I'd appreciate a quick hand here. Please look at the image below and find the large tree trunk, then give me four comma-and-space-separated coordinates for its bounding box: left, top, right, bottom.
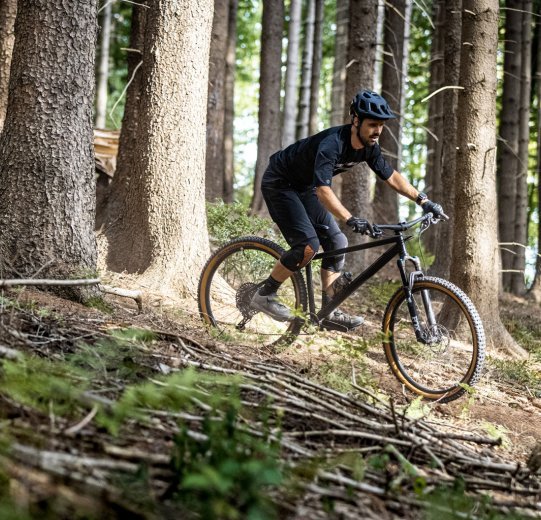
308, 0, 324, 135
0, 0, 17, 132
95, 0, 112, 129
106, 0, 213, 296
329, 0, 349, 200
450, 0, 526, 358
251, 0, 284, 214
223, 0, 238, 203
205, 0, 230, 202
372, 0, 411, 224
282, 0, 302, 147
510, 0, 533, 295
100, 5, 146, 232
296, 0, 315, 140
341, 0, 378, 273
497, 0, 522, 291
0, 0, 98, 302
429, 0, 462, 279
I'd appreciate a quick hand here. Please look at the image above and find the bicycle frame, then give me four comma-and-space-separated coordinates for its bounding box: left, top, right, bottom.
305, 231, 431, 340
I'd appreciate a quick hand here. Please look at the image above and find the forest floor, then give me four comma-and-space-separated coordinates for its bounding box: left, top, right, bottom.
0, 276, 540, 519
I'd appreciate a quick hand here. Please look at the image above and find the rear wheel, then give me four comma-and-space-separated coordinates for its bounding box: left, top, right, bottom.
198, 236, 308, 348
382, 277, 485, 403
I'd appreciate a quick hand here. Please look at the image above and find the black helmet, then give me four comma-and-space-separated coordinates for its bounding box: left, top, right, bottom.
349, 90, 396, 120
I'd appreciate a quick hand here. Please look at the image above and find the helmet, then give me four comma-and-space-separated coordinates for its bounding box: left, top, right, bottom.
349, 90, 396, 120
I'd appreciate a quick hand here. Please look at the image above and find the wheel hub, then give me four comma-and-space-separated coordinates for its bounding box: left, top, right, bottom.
422, 324, 450, 353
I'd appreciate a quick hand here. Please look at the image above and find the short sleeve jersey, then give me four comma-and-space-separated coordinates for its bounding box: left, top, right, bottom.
266, 124, 394, 190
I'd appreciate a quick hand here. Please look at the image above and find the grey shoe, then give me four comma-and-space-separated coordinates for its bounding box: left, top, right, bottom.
250, 291, 294, 322
321, 308, 364, 332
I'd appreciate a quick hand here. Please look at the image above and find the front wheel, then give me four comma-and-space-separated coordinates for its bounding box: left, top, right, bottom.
198, 236, 308, 348
382, 277, 485, 403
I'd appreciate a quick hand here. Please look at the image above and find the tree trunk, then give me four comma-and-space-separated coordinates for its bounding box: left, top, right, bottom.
223, 0, 238, 203
296, 0, 315, 140
450, 0, 526, 358
341, 0, 378, 273
498, 0, 522, 291
205, 0, 230, 202
510, 0, 533, 295
528, 6, 541, 303
95, 0, 112, 129
106, 0, 213, 296
429, 0, 462, 279
372, 0, 411, 224
308, 0, 324, 135
282, 0, 302, 147
329, 0, 349, 200
0, 0, 17, 132
0, 0, 98, 302
251, 0, 284, 214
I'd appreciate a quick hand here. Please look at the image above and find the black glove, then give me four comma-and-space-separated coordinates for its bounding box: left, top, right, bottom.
421, 200, 445, 219
346, 216, 369, 234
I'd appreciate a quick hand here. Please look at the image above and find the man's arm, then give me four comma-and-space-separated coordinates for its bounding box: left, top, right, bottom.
384, 170, 423, 202
315, 186, 352, 222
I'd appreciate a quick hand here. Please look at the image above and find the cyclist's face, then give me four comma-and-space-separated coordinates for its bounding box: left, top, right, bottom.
359, 118, 385, 146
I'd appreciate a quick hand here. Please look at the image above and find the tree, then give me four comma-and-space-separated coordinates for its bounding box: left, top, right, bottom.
296, 0, 315, 140
450, 0, 526, 358
429, 0, 462, 279
510, 0, 533, 295
372, 0, 412, 224
0, 0, 99, 301
95, 0, 112, 129
206, 0, 230, 202
251, 0, 284, 214
0, 0, 16, 132
308, 0, 324, 135
341, 0, 378, 272
282, 0, 302, 147
223, 0, 238, 203
497, 0, 522, 291
106, 0, 213, 296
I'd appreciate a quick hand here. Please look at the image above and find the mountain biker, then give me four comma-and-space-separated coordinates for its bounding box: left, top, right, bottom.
250, 89, 445, 330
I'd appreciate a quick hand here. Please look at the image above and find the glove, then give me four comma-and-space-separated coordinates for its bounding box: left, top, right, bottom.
346, 216, 369, 234
421, 200, 445, 219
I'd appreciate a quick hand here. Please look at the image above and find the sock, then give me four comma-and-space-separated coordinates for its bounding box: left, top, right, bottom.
259, 276, 282, 296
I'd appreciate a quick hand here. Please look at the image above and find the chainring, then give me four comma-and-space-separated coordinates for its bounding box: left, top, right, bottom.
236, 282, 261, 319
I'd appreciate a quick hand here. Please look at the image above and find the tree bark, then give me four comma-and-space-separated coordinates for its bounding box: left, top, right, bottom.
341, 0, 378, 273
308, 0, 324, 135
282, 0, 302, 147
223, 0, 238, 203
251, 0, 284, 214
330, 0, 349, 128
296, 0, 315, 140
450, 0, 526, 358
205, 0, 230, 202
510, 0, 533, 295
0, 0, 98, 302
100, 5, 146, 232
429, 0, 462, 279
95, 0, 112, 129
0, 0, 17, 132
106, 0, 213, 296
372, 0, 411, 224
498, 0, 522, 291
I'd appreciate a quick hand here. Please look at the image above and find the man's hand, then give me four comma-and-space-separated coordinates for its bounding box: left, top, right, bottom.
346, 216, 369, 234
422, 200, 446, 219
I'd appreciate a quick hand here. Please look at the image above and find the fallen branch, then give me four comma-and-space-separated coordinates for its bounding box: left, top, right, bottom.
0, 278, 100, 287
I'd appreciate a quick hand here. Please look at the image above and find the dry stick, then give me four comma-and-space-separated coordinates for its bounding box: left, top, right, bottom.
99, 284, 143, 312
0, 278, 100, 287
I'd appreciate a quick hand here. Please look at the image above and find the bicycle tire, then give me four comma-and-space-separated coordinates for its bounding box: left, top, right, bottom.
382, 276, 485, 403
198, 236, 308, 348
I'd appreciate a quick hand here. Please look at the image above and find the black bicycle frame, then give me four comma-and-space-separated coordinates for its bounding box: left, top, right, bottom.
305, 232, 427, 340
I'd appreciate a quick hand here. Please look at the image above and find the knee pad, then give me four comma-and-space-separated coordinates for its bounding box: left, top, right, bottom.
280, 238, 319, 271
321, 231, 347, 272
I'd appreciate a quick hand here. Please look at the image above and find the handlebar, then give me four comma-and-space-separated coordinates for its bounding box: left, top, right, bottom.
367, 212, 449, 238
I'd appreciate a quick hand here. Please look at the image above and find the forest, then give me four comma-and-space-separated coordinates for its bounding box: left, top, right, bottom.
0, 0, 540, 518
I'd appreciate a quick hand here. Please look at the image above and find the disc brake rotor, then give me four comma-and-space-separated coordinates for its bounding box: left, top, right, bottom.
422, 325, 450, 354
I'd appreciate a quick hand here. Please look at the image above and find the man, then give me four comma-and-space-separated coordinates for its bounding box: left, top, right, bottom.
251, 89, 444, 330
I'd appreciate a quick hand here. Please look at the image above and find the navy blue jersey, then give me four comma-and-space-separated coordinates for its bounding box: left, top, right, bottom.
265, 124, 394, 189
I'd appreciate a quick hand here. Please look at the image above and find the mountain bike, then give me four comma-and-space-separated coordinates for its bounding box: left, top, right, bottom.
198, 213, 485, 403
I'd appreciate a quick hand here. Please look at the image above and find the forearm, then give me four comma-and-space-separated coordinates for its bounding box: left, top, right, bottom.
315, 186, 352, 222
385, 170, 422, 203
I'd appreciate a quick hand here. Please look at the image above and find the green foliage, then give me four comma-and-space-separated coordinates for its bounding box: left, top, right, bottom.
481, 421, 510, 449
206, 200, 283, 247
502, 316, 541, 361
404, 396, 431, 420
488, 358, 541, 396
84, 296, 114, 314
